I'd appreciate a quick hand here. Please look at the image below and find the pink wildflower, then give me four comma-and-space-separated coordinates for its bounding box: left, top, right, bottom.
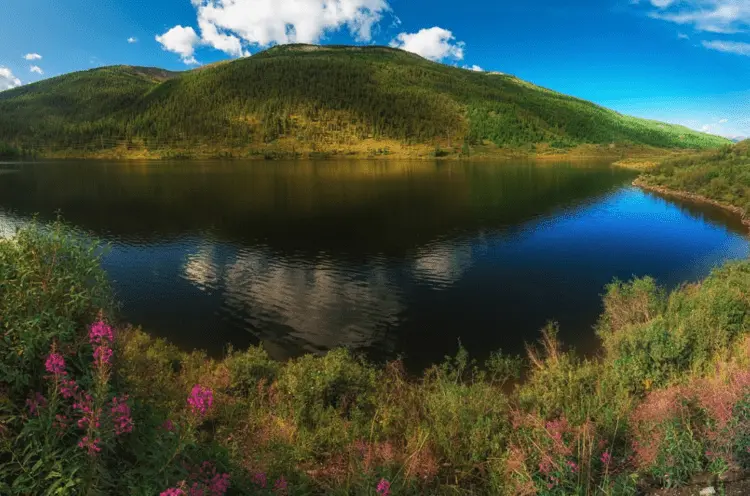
26, 392, 47, 416
160, 489, 186, 496
274, 476, 288, 494
77, 436, 102, 456
601, 451, 612, 467
59, 378, 80, 399
89, 321, 114, 345
567, 460, 579, 473
162, 419, 175, 432
111, 396, 133, 435
208, 472, 230, 495
93, 345, 113, 365
45, 353, 66, 375
376, 478, 391, 496
252, 472, 267, 488
187, 385, 214, 417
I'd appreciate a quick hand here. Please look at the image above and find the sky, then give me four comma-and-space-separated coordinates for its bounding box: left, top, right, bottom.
1, 0, 749, 139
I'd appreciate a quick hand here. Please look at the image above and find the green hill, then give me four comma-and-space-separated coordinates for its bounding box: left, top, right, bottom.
0, 44, 730, 159
637, 140, 750, 223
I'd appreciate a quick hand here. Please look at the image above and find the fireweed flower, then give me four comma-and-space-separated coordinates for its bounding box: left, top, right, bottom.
208, 472, 231, 495
77, 435, 102, 456
376, 478, 391, 496
274, 476, 288, 493
159, 489, 185, 496
93, 345, 113, 365
111, 396, 133, 435
601, 451, 612, 467
89, 321, 114, 345
45, 353, 66, 375
59, 378, 80, 399
26, 392, 47, 416
252, 472, 267, 488
187, 385, 214, 417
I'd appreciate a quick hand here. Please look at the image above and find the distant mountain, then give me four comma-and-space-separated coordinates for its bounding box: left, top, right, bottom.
0, 44, 731, 158
731, 137, 748, 143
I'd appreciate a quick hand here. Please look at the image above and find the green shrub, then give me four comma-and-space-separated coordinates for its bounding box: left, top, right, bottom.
276, 348, 379, 455
225, 345, 280, 396
519, 324, 604, 424
0, 218, 114, 395
421, 349, 512, 472
599, 263, 750, 394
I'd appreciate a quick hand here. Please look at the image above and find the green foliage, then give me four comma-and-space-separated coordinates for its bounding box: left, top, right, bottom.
421, 348, 512, 472
277, 348, 379, 440
598, 262, 750, 395
225, 345, 280, 396
0, 218, 114, 395
641, 141, 750, 216
0, 45, 729, 156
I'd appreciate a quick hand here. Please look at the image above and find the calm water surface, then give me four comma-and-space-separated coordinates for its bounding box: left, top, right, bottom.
0, 160, 747, 372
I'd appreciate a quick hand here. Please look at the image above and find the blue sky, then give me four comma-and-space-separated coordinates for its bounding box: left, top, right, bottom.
1, 0, 748, 139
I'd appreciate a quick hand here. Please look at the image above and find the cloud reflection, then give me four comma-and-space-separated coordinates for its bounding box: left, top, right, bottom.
181, 245, 403, 356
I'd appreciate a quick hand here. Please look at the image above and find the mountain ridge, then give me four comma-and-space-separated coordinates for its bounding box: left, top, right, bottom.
0, 44, 731, 159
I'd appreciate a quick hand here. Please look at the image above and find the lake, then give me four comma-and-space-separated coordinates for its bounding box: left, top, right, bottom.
0, 160, 748, 372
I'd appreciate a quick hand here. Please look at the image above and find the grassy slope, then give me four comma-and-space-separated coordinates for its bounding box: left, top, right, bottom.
637, 140, 750, 225
0, 45, 730, 159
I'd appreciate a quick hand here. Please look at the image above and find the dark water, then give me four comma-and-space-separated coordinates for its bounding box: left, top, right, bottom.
0, 160, 747, 372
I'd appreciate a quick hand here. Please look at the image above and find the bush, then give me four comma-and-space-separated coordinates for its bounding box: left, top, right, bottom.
599, 263, 750, 395
225, 345, 280, 396
0, 219, 114, 395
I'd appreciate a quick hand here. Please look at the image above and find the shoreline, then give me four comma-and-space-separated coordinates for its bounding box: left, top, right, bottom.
9, 143, 693, 163
633, 177, 750, 231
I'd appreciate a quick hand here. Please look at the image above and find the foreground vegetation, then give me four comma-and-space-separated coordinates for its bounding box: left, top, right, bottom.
637, 140, 750, 226
0, 45, 730, 160
1, 219, 750, 495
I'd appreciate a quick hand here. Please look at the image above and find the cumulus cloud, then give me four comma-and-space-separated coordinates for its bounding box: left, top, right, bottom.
128, 37, 138, 43
638, 0, 750, 33
156, 25, 201, 64
390, 27, 465, 61
0, 67, 22, 91
465, 64, 484, 71
702, 40, 750, 56
159, 0, 391, 62
24, 53, 42, 61
29, 65, 43, 75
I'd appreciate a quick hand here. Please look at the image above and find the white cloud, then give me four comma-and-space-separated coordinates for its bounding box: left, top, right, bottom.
640, 0, 750, 34
677, 32, 689, 39
719, 118, 729, 123
390, 27, 465, 61
702, 40, 750, 56
156, 25, 201, 64
0, 67, 22, 91
467, 64, 484, 72
165, 0, 391, 60
197, 17, 244, 56
23, 53, 42, 61
127, 37, 138, 44
29, 65, 43, 75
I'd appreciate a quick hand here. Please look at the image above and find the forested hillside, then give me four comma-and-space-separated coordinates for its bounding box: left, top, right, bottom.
0, 45, 730, 158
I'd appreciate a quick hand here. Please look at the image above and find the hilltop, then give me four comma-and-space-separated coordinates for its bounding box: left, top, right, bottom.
0, 44, 730, 159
